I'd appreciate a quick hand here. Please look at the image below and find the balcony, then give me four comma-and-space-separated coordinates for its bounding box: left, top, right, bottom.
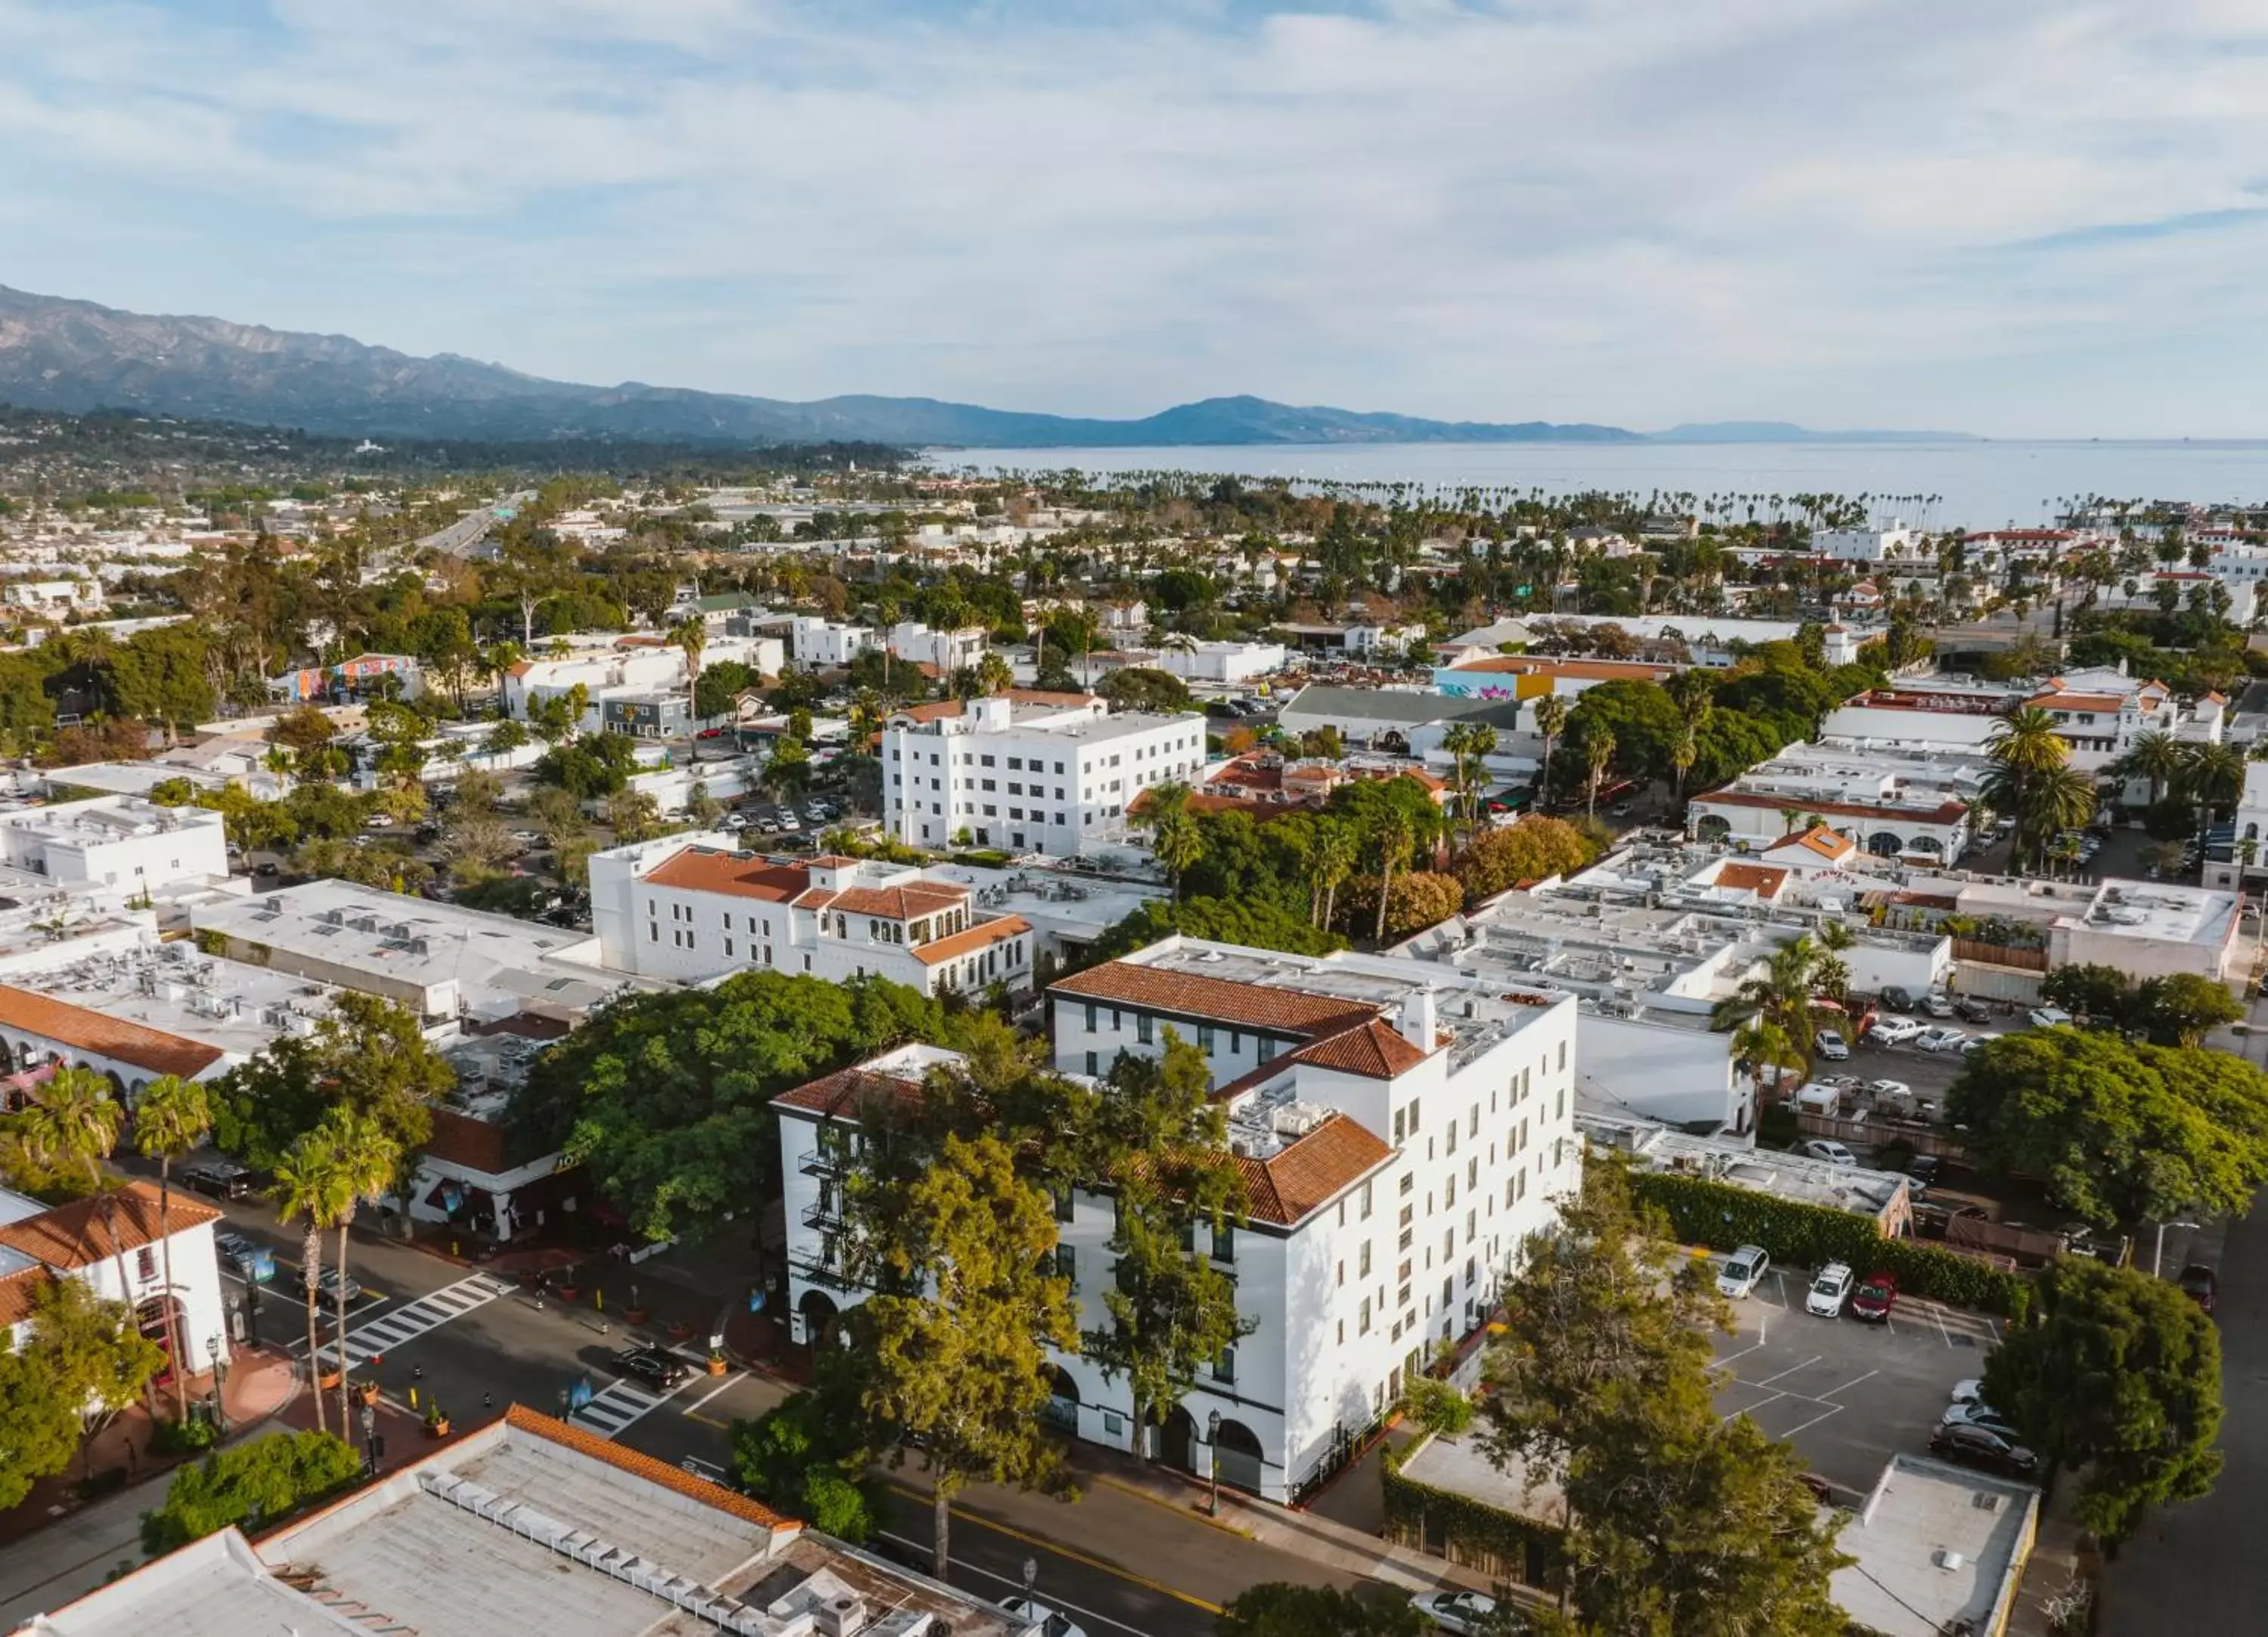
789, 1252, 863, 1294
801, 1200, 847, 1234
798, 1147, 849, 1179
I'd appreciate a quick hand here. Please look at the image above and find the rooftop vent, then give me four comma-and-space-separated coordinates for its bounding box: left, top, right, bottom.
1935, 1549, 1967, 1572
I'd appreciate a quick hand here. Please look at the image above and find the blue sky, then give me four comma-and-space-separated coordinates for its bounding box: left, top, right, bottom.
5, 0, 2268, 437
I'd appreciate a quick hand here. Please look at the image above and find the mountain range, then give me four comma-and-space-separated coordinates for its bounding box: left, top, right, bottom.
0, 284, 1967, 449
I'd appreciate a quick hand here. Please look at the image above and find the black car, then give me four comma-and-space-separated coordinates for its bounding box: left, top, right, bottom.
1906, 1155, 1942, 1197
1954, 998, 1994, 1025
1930, 1422, 2039, 1479
183, 1161, 254, 1200
2178, 1263, 2218, 1315
614, 1346, 689, 1392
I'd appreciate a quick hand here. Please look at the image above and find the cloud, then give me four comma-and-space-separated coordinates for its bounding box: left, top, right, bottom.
2, 0, 2267, 434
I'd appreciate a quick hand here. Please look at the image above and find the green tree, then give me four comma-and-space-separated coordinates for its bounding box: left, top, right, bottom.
309, 1106, 401, 1430
141, 1430, 364, 1555
1078, 1034, 1250, 1468
1136, 781, 1205, 899
2039, 963, 2134, 1027
1947, 1030, 2268, 1232
841, 1131, 1074, 1578
29, 1275, 164, 1451
1582, 729, 1616, 818
132, 1074, 214, 1420
2133, 973, 2245, 1047
1404, 1375, 1476, 1437
1216, 1583, 1426, 1636
1449, 818, 1599, 905
728, 1391, 878, 1543
1100, 667, 1193, 714
19, 1068, 137, 1333
1983, 1258, 2221, 1545
0, 1341, 81, 1512
1709, 936, 1834, 1085
271, 1130, 350, 1435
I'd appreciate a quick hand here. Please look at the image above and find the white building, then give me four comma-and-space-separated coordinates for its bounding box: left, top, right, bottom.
786, 617, 875, 669
1811, 520, 1923, 563
590, 837, 1036, 998
881, 693, 1208, 856
778, 936, 1582, 1503
1155, 640, 1287, 685
2, 579, 104, 614
886, 620, 988, 675
0, 797, 229, 892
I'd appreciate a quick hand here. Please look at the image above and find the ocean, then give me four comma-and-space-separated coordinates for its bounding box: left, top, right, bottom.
925, 440, 2268, 533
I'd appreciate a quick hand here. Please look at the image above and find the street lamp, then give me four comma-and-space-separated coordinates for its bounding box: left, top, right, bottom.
1021, 1557, 1036, 1605
206, 1334, 228, 1434
1207, 1410, 1222, 1517
360, 1402, 377, 1473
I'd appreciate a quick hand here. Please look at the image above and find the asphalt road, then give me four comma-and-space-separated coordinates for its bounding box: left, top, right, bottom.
198, 1201, 1374, 1636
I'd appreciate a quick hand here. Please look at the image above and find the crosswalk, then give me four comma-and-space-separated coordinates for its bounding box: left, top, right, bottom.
573, 1377, 677, 1439
312, 1271, 518, 1366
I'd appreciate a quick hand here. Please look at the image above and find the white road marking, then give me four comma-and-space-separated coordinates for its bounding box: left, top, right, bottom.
680, 1372, 742, 1417
309, 1272, 518, 1366
1775, 1404, 1847, 1440
1755, 1354, 1824, 1387
875, 1531, 1153, 1637
1822, 1369, 1880, 1401
574, 1370, 703, 1439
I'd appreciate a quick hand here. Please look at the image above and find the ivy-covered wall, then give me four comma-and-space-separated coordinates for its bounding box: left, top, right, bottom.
1380, 1436, 1565, 1593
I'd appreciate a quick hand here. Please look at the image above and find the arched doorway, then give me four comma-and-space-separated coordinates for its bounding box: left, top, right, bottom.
1161, 1404, 1199, 1475
1043, 1366, 1080, 1433
1213, 1418, 1265, 1494
795, 1288, 838, 1350
1867, 831, 1904, 857
1695, 815, 1731, 843
137, 1293, 187, 1391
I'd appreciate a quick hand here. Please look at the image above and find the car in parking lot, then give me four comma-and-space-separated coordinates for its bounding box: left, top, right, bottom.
1919, 992, 1955, 1018
1930, 1422, 2040, 1479
1914, 1026, 1967, 1053
722, 812, 748, 831
1814, 1029, 1849, 1061
213, 1228, 275, 1283
1940, 1401, 2023, 1443
777, 813, 801, 832
2027, 1006, 2074, 1029
1905, 1155, 1941, 1197
1867, 1017, 1924, 1046
1949, 1378, 1984, 1406
1850, 1270, 1898, 1323
1806, 1262, 1855, 1317
614, 1345, 689, 1392
2178, 1263, 2218, 1314
1410, 1590, 1504, 1633
1954, 997, 1996, 1025
1718, 1245, 1771, 1298
1802, 1139, 1857, 1168
510, 830, 542, 846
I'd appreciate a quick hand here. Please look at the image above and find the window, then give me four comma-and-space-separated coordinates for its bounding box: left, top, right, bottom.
1197, 1024, 1215, 1052
1393, 1109, 1406, 1143
1359, 1241, 1372, 1278
1086, 1051, 1099, 1076
136, 1246, 156, 1282
1360, 1180, 1373, 1218
1054, 1244, 1077, 1287
1359, 1297, 1372, 1335
1408, 1097, 1421, 1131
1136, 1015, 1154, 1044
1213, 1223, 1235, 1265
1258, 1036, 1276, 1063
1212, 1347, 1236, 1385
1085, 1004, 1098, 1031
1055, 1187, 1074, 1222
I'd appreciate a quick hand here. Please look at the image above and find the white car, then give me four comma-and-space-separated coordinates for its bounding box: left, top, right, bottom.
1814, 1029, 1849, 1061
1001, 1598, 1086, 1637
510, 830, 542, 846
364, 813, 394, 829
1410, 1590, 1501, 1634
1949, 1378, 1984, 1405
776, 813, 801, 831
1866, 1078, 1914, 1101
2027, 1006, 2074, 1029
1718, 1245, 1771, 1298
1806, 1262, 1855, 1317
722, 812, 749, 831
1867, 1017, 1924, 1047
1803, 1139, 1857, 1168
1920, 992, 1956, 1018
1915, 1027, 1968, 1053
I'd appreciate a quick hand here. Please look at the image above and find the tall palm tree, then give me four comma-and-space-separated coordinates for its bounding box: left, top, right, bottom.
1374, 813, 1415, 945
133, 1075, 213, 1419
1442, 722, 1498, 838
1310, 822, 1359, 932
2121, 729, 2183, 807
20, 1068, 135, 1328
1583, 730, 1617, 818
1135, 782, 1204, 899
315, 1108, 402, 1431
669, 614, 707, 733
272, 1131, 352, 1435
2179, 741, 2246, 821
1712, 936, 1833, 1084
1532, 694, 1568, 810
1729, 1017, 1805, 1119
1983, 706, 2075, 867
1670, 726, 1698, 806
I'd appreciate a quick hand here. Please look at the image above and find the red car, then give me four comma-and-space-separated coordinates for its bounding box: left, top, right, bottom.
2178, 1264, 2217, 1315
1850, 1270, 1898, 1323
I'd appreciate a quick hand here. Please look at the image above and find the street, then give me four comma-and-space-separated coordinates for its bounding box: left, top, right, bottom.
199, 1202, 1383, 1636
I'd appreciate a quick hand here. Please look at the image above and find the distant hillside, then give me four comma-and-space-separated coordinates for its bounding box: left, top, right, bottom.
0, 286, 1637, 448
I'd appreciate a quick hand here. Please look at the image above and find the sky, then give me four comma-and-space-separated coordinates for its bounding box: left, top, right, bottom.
5, 0, 2268, 438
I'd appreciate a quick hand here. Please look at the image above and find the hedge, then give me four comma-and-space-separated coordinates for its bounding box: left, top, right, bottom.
1631, 1171, 2033, 1320
1381, 1437, 1565, 1593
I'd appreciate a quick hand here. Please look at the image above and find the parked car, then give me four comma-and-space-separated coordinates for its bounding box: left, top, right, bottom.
1806, 1263, 1855, 1317
1802, 1139, 1857, 1168
2178, 1264, 2219, 1315
1949, 1378, 1984, 1405
759, 818, 781, 834
1718, 1245, 1771, 1298
1906, 1155, 1942, 1197
1954, 997, 1995, 1025
1920, 992, 1955, 1018
722, 812, 749, 831
1914, 1027, 1968, 1053
315, 1267, 361, 1305
364, 813, 394, 830
1930, 1422, 2040, 1479
1866, 1078, 1914, 1101
183, 1160, 255, 1200
1002, 1598, 1089, 1637
614, 1345, 690, 1392
1939, 1403, 2025, 1444
1850, 1270, 1898, 1322
510, 830, 542, 846
1867, 1017, 1924, 1047
1959, 1035, 1994, 1054
213, 1228, 275, 1283
698, 727, 726, 738
1410, 1590, 1503, 1634
1814, 1029, 1849, 1061
777, 814, 801, 832
2028, 1006, 2074, 1029
1879, 986, 1916, 1013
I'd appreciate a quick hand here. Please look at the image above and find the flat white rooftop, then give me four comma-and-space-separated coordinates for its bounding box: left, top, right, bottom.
1832, 1454, 2037, 1637
1578, 1111, 1910, 1218
5, 943, 336, 1061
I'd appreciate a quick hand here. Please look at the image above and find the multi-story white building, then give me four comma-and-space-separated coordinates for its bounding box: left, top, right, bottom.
881, 693, 1208, 856
786, 617, 875, 669
590, 836, 1034, 998
776, 936, 1581, 1503
887, 620, 988, 675
0, 797, 229, 891
1811, 520, 1923, 563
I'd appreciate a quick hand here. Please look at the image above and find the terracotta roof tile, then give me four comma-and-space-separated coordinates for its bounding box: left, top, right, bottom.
0, 1264, 53, 1328
0, 985, 224, 1080
1288, 1018, 1430, 1079
642, 847, 810, 902
832, 883, 968, 920
0, 1180, 222, 1270
1713, 862, 1789, 897
1691, 790, 1969, 825
502, 1404, 801, 1532
1233, 1112, 1394, 1225
1050, 964, 1382, 1037
772, 1066, 928, 1118
912, 914, 1032, 967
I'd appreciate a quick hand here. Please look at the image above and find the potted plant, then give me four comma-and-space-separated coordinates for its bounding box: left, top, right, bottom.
666, 1319, 695, 1342
425, 1403, 451, 1439
556, 1265, 582, 1302
318, 1366, 342, 1392
358, 1379, 380, 1408
706, 1349, 729, 1377
623, 1284, 648, 1326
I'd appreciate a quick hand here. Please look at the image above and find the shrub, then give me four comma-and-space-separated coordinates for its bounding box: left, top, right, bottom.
1449, 817, 1598, 904
1340, 869, 1464, 942
1629, 1170, 2032, 1317
141, 1431, 363, 1555
150, 1415, 221, 1456
1403, 1376, 1474, 1437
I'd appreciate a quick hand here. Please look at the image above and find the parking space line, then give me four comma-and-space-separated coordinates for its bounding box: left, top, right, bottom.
1929, 1304, 1954, 1348
1776, 1405, 1846, 1440
1755, 1354, 1823, 1386
1768, 1271, 1792, 1309
1822, 1369, 1879, 1401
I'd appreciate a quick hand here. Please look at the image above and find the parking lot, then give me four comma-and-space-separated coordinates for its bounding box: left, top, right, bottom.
1710, 1255, 2003, 1500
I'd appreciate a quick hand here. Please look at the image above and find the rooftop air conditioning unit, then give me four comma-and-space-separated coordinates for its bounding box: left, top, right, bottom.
815, 1592, 867, 1637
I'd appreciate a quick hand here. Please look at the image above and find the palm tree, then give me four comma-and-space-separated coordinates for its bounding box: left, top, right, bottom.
1582, 730, 1616, 818
1442, 722, 1498, 838
1374, 813, 1415, 945
669, 614, 707, 732
1730, 1017, 1805, 1120
133, 1075, 213, 1419
1712, 936, 1833, 1084
272, 1131, 352, 1435
2121, 729, 2183, 806
2179, 741, 2246, 821
1532, 694, 1568, 810
20, 1068, 135, 1332
1135, 782, 1204, 899
1670, 726, 1698, 806
1984, 706, 2074, 867
315, 1108, 401, 1431
1310, 822, 1359, 931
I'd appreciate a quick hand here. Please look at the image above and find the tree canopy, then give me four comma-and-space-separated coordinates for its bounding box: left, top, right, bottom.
141, 1430, 364, 1555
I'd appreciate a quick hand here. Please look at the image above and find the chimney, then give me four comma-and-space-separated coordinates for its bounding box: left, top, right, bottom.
1398, 989, 1436, 1053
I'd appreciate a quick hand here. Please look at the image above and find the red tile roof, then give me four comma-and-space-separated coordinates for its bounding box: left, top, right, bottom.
1766, 824, 1855, 861
1289, 1018, 1430, 1079
912, 915, 1033, 967
832, 883, 968, 920
0, 985, 223, 1079
1050, 964, 1380, 1037
1713, 862, 1790, 897
1235, 1112, 1394, 1225
502, 1405, 800, 1532
772, 1066, 926, 1118
0, 1180, 222, 1271
1691, 790, 1969, 825
0, 1264, 52, 1329
641, 848, 810, 902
